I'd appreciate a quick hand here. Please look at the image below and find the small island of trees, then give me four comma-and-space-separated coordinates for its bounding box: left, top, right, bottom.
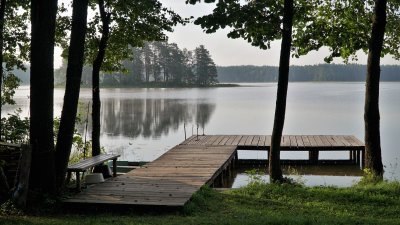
55, 42, 219, 87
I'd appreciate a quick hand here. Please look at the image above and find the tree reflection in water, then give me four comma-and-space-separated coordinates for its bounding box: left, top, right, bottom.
85, 98, 217, 139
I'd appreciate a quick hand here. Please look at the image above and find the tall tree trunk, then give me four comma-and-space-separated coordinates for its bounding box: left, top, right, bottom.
55, 0, 89, 192
92, 0, 110, 156
29, 0, 58, 194
269, 0, 293, 183
0, 0, 6, 140
364, 0, 386, 177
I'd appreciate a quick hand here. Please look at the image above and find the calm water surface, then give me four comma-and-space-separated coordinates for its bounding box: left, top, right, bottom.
8, 83, 400, 187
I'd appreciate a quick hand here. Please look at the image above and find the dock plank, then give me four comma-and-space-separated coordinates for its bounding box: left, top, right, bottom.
231, 135, 243, 146
251, 135, 260, 146
245, 135, 254, 146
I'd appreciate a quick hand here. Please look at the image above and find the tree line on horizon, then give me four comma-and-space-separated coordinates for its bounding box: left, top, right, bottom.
14, 63, 400, 84
217, 64, 400, 82
54, 42, 218, 87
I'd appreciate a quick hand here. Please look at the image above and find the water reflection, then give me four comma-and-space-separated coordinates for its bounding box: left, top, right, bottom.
230, 165, 363, 188
100, 98, 216, 138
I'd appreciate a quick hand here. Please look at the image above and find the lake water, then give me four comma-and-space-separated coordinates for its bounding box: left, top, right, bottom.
7, 83, 400, 187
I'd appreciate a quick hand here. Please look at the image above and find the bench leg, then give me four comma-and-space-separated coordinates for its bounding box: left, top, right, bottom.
76, 172, 81, 192
113, 159, 117, 177
66, 171, 71, 185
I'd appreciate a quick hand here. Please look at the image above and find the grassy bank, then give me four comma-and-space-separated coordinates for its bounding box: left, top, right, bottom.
1, 181, 399, 225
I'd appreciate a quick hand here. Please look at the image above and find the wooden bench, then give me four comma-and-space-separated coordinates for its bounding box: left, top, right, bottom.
67, 154, 120, 191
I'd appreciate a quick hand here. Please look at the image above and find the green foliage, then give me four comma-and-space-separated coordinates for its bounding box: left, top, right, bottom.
194, 45, 218, 85
0, 109, 29, 143
188, 0, 315, 54
292, 0, 400, 62
1, 73, 20, 105
57, 0, 185, 74
285, 166, 306, 185
2, 1, 30, 72
53, 115, 97, 164
183, 186, 214, 215
0, 200, 23, 216
357, 168, 384, 185
2, 182, 400, 224
245, 169, 265, 185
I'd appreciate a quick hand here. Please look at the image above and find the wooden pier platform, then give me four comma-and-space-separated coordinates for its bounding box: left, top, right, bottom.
64, 144, 237, 207
64, 135, 364, 207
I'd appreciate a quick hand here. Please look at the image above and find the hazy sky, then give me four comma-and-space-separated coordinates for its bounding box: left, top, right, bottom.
55, 0, 399, 68
161, 0, 399, 66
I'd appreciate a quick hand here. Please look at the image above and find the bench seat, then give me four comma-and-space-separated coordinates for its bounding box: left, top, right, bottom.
67, 154, 120, 191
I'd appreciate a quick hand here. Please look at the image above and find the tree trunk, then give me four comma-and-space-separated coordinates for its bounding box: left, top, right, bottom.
55, 0, 89, 192
0, 166, 9, 201
29, 0, 58, 194
92, 0, 110, 156
364, 0, 386, 177
269, 0, 293, 183
0, 0, 6, 140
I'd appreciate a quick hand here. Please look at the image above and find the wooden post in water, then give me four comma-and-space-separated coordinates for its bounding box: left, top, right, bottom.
184, 123, 186, 140
309, 151, 319, 164
196, 124, 199, 141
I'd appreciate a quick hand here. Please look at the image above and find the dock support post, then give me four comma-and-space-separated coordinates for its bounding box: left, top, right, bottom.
361, 149, 365, 169
309, 151, 319, 164
356, 150, 360, 166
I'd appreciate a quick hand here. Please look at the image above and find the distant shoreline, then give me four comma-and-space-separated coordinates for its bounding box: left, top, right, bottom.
54, 83, 240, 89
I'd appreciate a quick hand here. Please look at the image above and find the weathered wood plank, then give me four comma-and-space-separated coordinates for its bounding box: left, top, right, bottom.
302, 136, 311, 147
265, 135, 271, 147
295, 136, 304, 147
289, 136, 297, 148
281, 136, 289, 147
211, 135, 225, 145
219, 136, 230, 145
259, 135, 266, 147
225, 135, 237, 145
307, 135, 317, 147
230, 135, 242, 146
238, 135, 248, 146
245, 135, 254, 146
251, 135, 260, 146
319, 136, 332, 147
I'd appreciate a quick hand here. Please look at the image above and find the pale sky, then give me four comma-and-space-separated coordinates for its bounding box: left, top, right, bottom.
55, 0, 400, 68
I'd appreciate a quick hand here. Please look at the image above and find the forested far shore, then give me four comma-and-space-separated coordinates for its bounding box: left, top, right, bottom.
217, 64, 400, 82
12, 63, 400, 86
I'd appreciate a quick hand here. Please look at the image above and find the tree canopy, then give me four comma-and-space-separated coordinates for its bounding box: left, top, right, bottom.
292, 0, 400, 62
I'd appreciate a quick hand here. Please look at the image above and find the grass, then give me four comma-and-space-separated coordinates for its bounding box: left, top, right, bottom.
1, 181, 399, 225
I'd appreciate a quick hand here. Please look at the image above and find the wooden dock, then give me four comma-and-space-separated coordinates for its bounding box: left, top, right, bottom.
64, 144, 237, 207
64, 135, 364, 207
182, 135, 364, 150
